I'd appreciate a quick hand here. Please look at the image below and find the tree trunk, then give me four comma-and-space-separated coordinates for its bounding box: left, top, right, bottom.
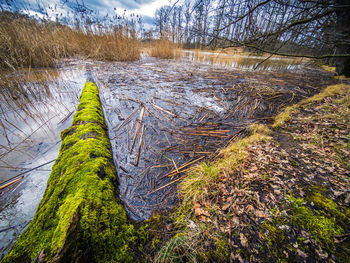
335, 0, 350, 77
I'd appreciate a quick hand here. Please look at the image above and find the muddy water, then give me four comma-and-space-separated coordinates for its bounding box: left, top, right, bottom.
0, 51, 335, 256
0, 67, 86, 256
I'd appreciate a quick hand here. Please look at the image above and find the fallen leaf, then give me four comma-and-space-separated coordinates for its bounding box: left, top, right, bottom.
198, 215, 211, 222
222, 202, 231, 211
255, 210, 267, 218
246, 204, 254, 213
258, 232, 265, 240
192, 201, 201, 209
195, 207, 210, 217
231, 216, 240, 227
240, 233, 248, 247
187, 220, 196, 229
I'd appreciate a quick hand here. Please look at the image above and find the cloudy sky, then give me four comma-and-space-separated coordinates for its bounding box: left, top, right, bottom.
83, 0, 171, 25
9, 0, 172, 28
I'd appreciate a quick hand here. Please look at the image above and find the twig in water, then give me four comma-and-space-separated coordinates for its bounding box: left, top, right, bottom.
172, 159, 179, 173
119, 165, 129, 173
134, 124, 145, 166
0, 115, 57, 159
162, 156, 205, 178
0, 177, 23, 191
113, 108, 138, 136
0, 159, 56, 190
119, 193, 142, 220
151, 102, 176, 117
57, 110, 74, 125
146, 173, 190, 196
130, 107, 145, 153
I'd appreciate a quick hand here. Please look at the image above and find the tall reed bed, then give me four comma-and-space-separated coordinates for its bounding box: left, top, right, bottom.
150, 39, 175, 59
0, 12, 140, 71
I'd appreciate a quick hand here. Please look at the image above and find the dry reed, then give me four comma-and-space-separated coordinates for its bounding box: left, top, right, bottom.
0, 12, 140, 71
150, 39, 174, 59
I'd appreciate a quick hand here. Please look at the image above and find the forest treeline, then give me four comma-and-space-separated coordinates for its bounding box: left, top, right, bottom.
0, 0, 349, 75
154, 0, 350, 76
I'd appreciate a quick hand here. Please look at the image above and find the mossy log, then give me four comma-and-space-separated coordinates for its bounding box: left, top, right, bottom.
3, 82, 135, 262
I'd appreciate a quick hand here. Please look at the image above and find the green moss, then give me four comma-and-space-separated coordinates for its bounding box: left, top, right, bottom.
136, 223, 149, 252
3, 81, 135, 262
272, 105, 298, 129
273, 84, 350, 129
212, 236, 230, 262
264, 191, 350, 261
289, 196, 343, 249
307, 187, 350, 229
178, 162, 218, 208
263, 212, 290, 261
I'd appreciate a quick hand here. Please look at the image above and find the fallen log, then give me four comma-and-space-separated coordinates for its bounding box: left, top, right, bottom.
2, 81, 135, 263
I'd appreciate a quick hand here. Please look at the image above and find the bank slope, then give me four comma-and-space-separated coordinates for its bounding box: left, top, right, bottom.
153, 83, 350, 262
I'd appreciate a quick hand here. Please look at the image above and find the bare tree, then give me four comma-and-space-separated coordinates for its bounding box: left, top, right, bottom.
155, 0, 350, 76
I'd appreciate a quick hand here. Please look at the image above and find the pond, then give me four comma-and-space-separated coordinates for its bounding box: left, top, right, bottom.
0, 50, 335, 257
177, 49, 305, 71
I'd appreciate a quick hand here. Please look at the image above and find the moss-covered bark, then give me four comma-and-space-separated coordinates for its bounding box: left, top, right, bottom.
3, 82, 135, 263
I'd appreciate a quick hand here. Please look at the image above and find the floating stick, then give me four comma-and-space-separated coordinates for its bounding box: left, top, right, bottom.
134, 124, 145, 166
0, 159, 56, 190
113, 108, 138, 135
162, 156, 205, 178
0, 177, 23, 191
151, 102, 176, 117
130, 107, 145, 153
146, 173, 190, 196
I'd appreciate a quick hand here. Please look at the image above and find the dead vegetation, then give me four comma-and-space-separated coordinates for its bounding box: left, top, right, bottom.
0, 12, 140, 71
97, 56, 337, 221
150, 39, 174, 59
152, 82, 350, 262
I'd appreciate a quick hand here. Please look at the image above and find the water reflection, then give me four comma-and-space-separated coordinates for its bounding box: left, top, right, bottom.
0, 67, 86, 257
177, 50, 305, 71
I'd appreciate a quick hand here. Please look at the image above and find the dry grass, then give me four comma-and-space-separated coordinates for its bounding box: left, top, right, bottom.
0, 12, 140, 71
150, 39, 174, 59
179, 123, 272, 207
273, 84, 350, 128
